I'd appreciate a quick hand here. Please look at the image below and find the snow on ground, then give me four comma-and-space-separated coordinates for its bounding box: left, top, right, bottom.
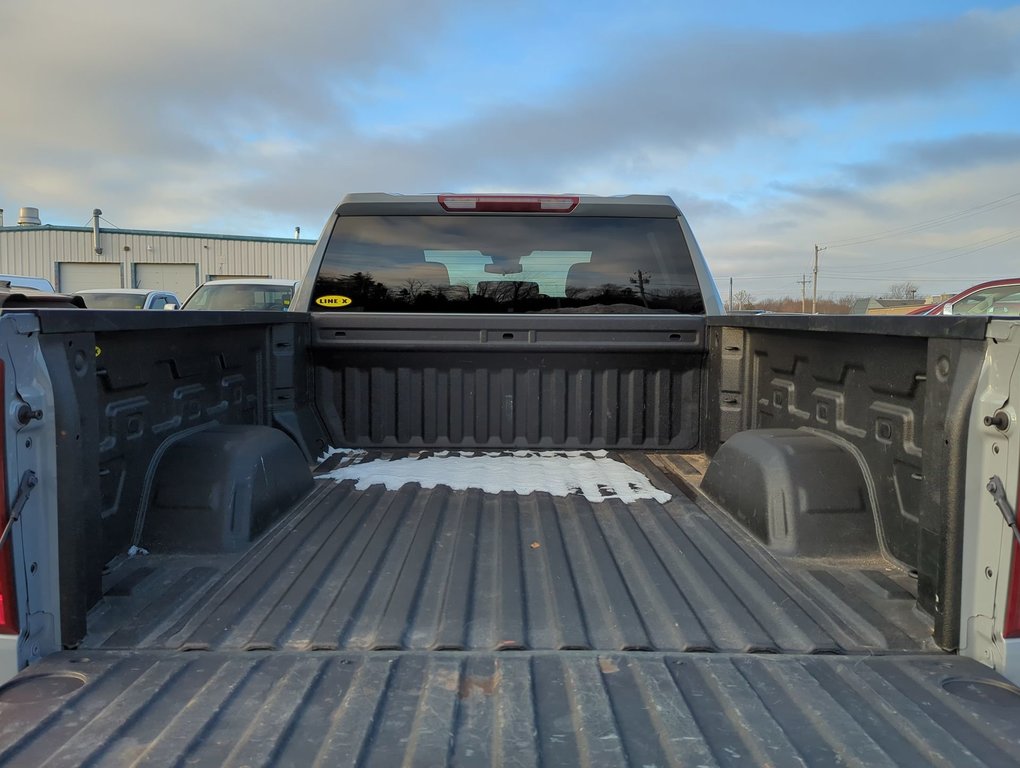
316, 449, 671, 504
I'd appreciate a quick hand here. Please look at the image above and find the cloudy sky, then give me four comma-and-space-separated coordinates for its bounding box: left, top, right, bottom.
2, 1, 1019, 300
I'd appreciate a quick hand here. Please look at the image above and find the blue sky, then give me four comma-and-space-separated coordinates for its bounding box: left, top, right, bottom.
2, 1, 1019, 301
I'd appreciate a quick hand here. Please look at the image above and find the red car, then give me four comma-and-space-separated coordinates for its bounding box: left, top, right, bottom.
908, 278, 1020, 316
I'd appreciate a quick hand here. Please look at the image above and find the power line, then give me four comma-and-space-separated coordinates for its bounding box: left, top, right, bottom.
797, 274, 809, 313
826, 230, 1020, 277
822, 274, 968, 282
717, 211, 1019, 299
720, 285, 859, 298
823, 191, 1020, 249
812, 244, 825, 314
830, 229, 1020, 274
711, 273, 805, 280
716, 226, 1018, 282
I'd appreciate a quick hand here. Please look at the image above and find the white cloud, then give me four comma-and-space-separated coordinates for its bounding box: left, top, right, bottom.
704, 156, 1020, 298
1, 2, 1018, 302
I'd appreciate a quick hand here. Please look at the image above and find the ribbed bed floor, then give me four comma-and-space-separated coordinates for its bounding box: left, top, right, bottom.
85, 453, 933, 654
3, 650, 1018, 768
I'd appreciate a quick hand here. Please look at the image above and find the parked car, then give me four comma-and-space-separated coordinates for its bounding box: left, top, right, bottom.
182, 278, 298, 310
74, 288, 181, 310
908, 278, 1020, 316
0, 273, 55, 292
0, 283, 84, 310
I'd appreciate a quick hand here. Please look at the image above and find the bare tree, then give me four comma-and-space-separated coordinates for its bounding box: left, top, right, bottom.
401, 278, 426, 299
732, 289, 755, 310
477, 280, 538, 304
754, 294, 856, 314
885, 281, 920, 300
832, 293, 858, 311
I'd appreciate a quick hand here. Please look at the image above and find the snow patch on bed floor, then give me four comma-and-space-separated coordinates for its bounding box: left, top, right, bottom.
316, 450, 671, 504
316, 446, 369, 463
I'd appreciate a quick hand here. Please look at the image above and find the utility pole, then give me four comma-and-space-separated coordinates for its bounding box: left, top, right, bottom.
798, 274, 809, 313
812, 244, 826, 314
728, 277, 733, 313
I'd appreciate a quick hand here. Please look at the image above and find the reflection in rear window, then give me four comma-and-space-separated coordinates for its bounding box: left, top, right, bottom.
312, 215, 704, 313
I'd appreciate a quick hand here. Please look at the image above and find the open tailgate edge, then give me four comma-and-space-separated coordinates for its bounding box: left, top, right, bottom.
0, 650, 1018, 766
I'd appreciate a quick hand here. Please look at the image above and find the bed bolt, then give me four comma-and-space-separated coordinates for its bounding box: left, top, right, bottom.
984, 411, 1009, 431
15, 404, 43, 426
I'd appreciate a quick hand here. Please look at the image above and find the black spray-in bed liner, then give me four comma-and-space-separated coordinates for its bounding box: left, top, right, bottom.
0, 650, 1017, 767
87, 453, 933, 655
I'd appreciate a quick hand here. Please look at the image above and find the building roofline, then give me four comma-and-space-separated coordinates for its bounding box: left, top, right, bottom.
0, 224, 316, 245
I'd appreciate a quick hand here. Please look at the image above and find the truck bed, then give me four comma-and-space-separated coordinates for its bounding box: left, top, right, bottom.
2, 453, 1018, 765
4, 307, 1020, 764
81, 451, 933, 655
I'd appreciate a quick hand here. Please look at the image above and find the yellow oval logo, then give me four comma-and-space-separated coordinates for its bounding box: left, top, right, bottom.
315, 295, 353, 308
95, 346, 102, 358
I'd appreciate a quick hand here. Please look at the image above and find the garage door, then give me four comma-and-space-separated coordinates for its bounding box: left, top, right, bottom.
57, 263, 123, 292
135, 263, 198, 302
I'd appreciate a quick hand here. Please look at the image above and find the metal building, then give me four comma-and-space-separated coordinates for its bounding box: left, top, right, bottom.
0, 207, 316, 298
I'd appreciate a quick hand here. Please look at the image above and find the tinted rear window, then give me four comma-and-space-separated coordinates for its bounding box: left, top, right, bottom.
311, 215, 704, 313
184, 284, 294, 310
79, 293, 146, 309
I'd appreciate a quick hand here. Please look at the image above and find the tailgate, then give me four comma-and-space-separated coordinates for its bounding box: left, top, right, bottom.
0, 650, 1018, 766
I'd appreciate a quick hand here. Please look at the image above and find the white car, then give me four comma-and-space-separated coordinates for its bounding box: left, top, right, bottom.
74, 288, 181, 310
182, 279, 298, 311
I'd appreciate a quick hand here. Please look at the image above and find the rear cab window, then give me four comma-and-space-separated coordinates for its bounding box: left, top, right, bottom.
311, 212, 705, 314
79, 293, 146, 309
185, 284, 295, 310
